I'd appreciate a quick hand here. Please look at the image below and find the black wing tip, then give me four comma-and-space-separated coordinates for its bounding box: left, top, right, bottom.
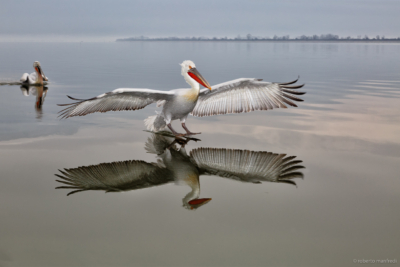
277, 179, 298, 186
282, 89, 306, 96
57, 95, 80, 108
279, 76, 306, 103
57, 95, 96, 104
57, 95, 73, 106
282, 84, 305, 89
55, 184, 87, 196
67, 95, 92, 101
278, 76, 300, 86
66, 189, 87, 196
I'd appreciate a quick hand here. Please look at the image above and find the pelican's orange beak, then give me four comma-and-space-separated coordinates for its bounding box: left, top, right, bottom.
188, 198, 212, 209
188, 68, 212, 90
35, 66, 48, 81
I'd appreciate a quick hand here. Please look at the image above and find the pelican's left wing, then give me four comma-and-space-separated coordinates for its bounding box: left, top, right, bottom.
58, 88, 174, 119
190, 148, 304, 185
191, 78, 305, 117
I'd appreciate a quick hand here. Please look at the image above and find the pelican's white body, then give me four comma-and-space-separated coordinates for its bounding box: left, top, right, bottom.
20, 72, 42, 85
163, 87, 199, 123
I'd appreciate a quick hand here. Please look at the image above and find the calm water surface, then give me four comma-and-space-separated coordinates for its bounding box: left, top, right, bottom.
0, 42, 399, 267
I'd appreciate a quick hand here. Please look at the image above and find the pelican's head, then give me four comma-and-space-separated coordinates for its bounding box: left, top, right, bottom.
33, 61, 48, 82
180, 60, 211, 90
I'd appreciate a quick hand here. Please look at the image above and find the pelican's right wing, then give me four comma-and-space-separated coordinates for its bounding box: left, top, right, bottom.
58, 88, 174, 119
55, 160, 173, 195
191, 77, 305, 117
190, 148, 304, 185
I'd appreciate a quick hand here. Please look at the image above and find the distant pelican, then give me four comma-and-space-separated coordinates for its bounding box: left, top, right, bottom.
58, 60, 305, 136
20, 61, 48, 85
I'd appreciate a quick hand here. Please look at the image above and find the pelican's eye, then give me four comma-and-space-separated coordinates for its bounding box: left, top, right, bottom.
189, 65, 192, 69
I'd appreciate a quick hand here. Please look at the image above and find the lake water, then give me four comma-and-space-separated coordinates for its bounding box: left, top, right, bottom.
0, 41, 399, 267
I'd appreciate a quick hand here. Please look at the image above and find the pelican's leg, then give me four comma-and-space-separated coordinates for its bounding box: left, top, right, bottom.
181, 123, 201, 135
167, 123, 185, 137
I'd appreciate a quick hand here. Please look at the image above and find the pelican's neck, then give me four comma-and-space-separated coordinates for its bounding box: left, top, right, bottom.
182, 174, 200, 206
183, 183, 200, 204
183, 72, 200, 91
34, 69, 43, 84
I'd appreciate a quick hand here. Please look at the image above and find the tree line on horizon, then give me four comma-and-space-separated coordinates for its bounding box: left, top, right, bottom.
117, 33, 400, 42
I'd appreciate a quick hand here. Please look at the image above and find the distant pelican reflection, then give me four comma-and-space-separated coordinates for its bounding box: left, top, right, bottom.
56, 133, 305, 210
20, 84, 48, 119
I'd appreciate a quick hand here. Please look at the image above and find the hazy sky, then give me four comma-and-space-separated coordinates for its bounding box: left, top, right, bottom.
1, 0, 399, 41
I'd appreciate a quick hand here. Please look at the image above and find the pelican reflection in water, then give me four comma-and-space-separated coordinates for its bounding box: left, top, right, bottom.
20, 84, 48, 119
56, 134, 305, 210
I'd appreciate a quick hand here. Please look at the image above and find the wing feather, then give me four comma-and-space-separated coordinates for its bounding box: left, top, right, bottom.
190, 148, 305, 185
55, 160, 173, 195
58, 88, 174, 119
191, 78, 305, 117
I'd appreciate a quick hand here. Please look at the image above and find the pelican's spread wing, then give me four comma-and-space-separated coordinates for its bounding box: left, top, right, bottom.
55, 160, 173, 195
191, 78, 305, 117
58, 88, 174, 119
190, 148, 304, 185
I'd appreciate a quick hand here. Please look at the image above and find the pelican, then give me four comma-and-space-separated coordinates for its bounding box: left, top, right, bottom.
55, 133, 305, 210
58, 60, 305, 136
20, 61, 48, 85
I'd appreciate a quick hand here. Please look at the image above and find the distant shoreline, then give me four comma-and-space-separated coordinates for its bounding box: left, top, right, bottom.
116, 35, 400, 43
116, 39, 400, 43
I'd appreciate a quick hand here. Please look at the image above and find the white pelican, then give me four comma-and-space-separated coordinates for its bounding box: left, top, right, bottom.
58, 60, 305, 136
20, 61, 48, 85
55, 134, 304, 209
